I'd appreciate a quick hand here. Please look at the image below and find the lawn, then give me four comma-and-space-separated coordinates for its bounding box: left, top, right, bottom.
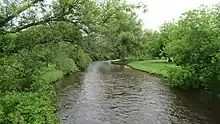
128, 60, 177, 77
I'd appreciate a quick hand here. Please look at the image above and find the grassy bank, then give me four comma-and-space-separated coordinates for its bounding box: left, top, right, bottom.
128, 60, 176, 77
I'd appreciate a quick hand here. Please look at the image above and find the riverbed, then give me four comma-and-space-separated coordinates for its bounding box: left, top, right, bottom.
57, 61, 220, 124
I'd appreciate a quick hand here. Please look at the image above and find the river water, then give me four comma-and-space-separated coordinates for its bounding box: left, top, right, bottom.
57, 61, 220, 124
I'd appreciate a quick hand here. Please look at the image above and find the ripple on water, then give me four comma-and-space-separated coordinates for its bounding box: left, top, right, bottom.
58, 61, 220, 124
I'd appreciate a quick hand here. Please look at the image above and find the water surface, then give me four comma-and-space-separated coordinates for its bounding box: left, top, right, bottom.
58, 61, 220, 124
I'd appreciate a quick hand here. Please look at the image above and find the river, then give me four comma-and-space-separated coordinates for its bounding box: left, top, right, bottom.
57, 61, 220, 124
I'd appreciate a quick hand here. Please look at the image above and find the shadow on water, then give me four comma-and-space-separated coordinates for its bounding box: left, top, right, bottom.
57, 61, 220, 124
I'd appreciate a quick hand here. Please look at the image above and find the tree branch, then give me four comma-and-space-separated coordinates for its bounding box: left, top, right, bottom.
0, 0, 43, 28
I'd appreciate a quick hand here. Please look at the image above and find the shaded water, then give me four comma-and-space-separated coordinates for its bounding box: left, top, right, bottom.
57, 61, 220, 124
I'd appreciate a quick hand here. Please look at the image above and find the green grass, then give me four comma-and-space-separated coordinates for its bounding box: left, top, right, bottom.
128, 60, 176, 77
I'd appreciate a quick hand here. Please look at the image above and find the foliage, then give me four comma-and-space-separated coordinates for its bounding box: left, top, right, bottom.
71, 48, 92, 70
0, 0, 146, 123
0, 92, 59, 124
91, 0, 146, 60
142, 5, 220, 91
166, 6, 220, 90
0, 41, 78, 123
31, 65, 64, 90
166, 67, 195, 89
142, 30, 162, 58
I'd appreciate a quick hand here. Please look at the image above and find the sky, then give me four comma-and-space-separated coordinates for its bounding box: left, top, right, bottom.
126, 0, 220, 30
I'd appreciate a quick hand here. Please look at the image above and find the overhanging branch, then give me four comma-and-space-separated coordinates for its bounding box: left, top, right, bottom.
0, 0, 43, 28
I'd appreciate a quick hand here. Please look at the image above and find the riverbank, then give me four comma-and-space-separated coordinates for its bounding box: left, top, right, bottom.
127, 60, 176, 78
111, 59, 133, 65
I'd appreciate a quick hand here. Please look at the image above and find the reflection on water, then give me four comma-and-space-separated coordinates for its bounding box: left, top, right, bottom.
57, 61, 220, 124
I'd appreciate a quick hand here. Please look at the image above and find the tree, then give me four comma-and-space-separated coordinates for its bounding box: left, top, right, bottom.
94, 0, 146, 59
165, 5, 220, 90
143, 30, 162, 59
0, 0, 147, 123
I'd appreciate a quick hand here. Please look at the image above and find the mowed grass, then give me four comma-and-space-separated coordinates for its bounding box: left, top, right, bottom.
128, 60, 176, 77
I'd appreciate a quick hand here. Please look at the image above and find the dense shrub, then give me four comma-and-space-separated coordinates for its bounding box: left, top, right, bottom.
0, 92, 59, 124
53, 54, 78, 74
0, 55, 26, 92
0, 104, 4, 123
166, 67, 194, 89
0, 41, 85, 123
30, 64, 64, 91
71, 48, 92, 70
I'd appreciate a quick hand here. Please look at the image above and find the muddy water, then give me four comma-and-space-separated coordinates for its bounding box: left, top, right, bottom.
57, 61, 220, 124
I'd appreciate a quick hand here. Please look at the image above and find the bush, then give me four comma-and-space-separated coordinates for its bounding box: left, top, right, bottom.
0, 92, 59, 124
0, 55, 26, 92
71, 48, 92, 70
53, 54, 78, 74
0, 41, 85, 124
0, 104, 4, 123
30, 64, 64, 91
166, 67, 194, 89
